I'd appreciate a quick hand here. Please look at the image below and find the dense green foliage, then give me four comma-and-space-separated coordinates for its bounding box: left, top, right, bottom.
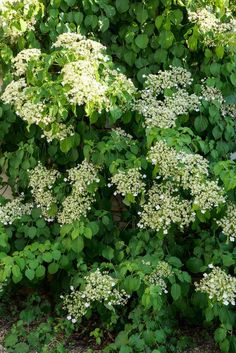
1, 1, 236, 352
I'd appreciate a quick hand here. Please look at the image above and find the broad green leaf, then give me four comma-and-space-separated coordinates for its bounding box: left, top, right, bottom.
116, 0, 129, 13
48, 262, 59, 274
25, 269, 35, 281
171, 283, 181, 301
135, 34, 149, 49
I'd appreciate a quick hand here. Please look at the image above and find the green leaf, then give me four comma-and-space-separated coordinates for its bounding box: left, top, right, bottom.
71, 237, 84, 254
186, 257, 203, 273
88, 222, 99, 235
124, 275, 141, 293
214, 327, 227, 343
155, 329, 166, 343
14, 342, 30, 353
194, 116, 208, 132
12, 265, 22, 283
84, 227, 92, 239
48, 262, 59, 274
98, 16, 109, 32
135, 7, 148, 24
4, 334, 18, 347
102, 246, 114, 260
25, 269, 35, 281
116, 0, 129, 13
135, 34, 149, 49
35, 265, 46, 278
222, 254, 234, 267
42, 253, 53, 263
74, 12, 83, 25
65, 0, 76, 6
219, 339, 230, 353
158, 30, 174, 49
167, 256, 182, 268
171, 283, 181, 301
212, 125, 222, 139
230, 73, 236, 86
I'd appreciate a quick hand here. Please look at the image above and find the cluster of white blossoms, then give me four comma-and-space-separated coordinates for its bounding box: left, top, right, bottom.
195, 266, 236, 306
61, 60, 109, 113
109, 168, 145, 197
145, 261, 173, 294
57, 161, 100, 225
61, 269, 129, 323
221, 104, 236, 119
188, 8, 236, 47
138, 182, 195, 232
200, 84, 224, 105
147, 141, 225, 211
52, 32, 107, 62
144, 66, 194, 94
141, 141, 226, 231
1, 33, 135, 141
12, 49, 41, 76
111, 128, 133, 141
28, 163, 59, 219
216, 203, 236, 242
0, 0, 43, 42
0, 197, 33, 225
1, 78, 27, 108
191, 180, 225, 213
147, 141, 209, 187
1, 78, 55, 132
56, 32, 136, 114
134, 67, 200, 129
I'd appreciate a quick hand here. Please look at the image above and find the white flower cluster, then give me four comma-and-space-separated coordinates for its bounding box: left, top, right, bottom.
195, 266, 236, 306
112, 128, 133, 141
1, 79, 55, 131
191, 180, 225, 213
147, 140, 209, 187
109, 168, 145, 197
57, 161, 100, 225
144, 66, 193, 94
0, 197, 33, 225
145, 261, 173, 294
52, 32, 107, 62
61, 269, 129, 323
0, 0, 43, 42
42, 123, 74, 142
1, 33, 136, 141
12, 49, 41, 76
134, 67, 200, 129
221, 104, 236, 119
1, 78, 27, 108
216, 203, 236, 242
57, 33, 136, 114
62, 60, 109, 113
147, 140, 225, 212
201, 84, 224, 105
138, 182, 195, 233
188, 8, 236, 47
104, 69, 137, 109
28, 163, 59, 219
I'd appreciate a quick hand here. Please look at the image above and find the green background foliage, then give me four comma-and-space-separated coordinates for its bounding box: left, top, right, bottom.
1, 0, 236, 352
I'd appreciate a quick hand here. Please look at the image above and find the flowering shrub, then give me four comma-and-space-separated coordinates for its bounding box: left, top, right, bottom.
1, 1, 236, 353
